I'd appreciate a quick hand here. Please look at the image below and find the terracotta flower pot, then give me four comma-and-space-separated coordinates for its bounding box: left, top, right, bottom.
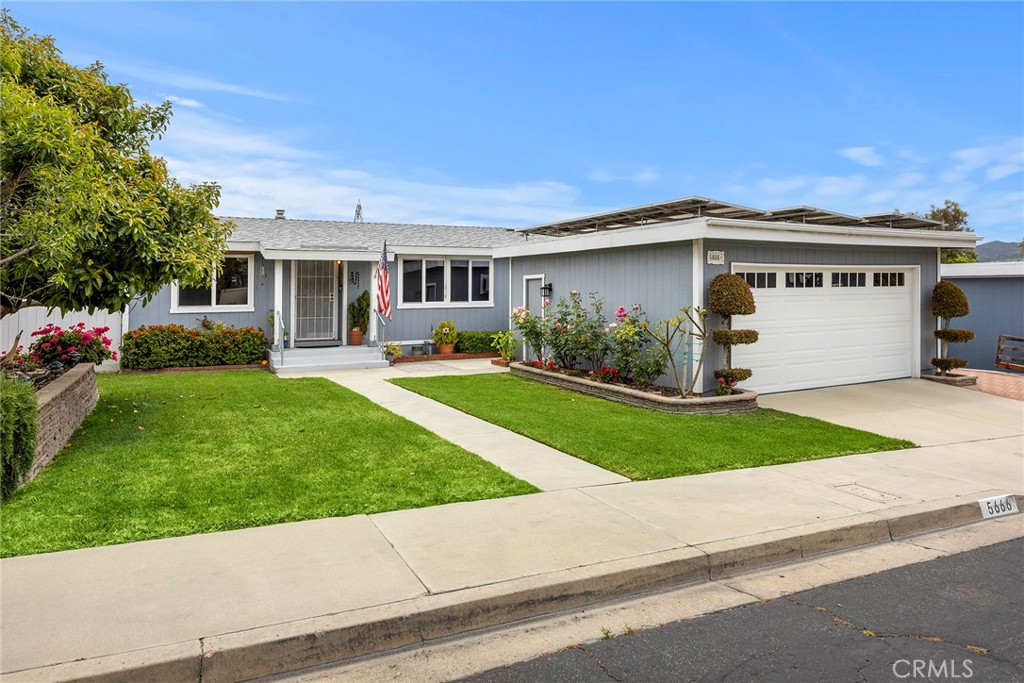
348, 329, 364, 346
437, 343, 455, 355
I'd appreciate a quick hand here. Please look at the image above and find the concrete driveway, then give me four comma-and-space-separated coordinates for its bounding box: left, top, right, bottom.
759, 378, 1024, 447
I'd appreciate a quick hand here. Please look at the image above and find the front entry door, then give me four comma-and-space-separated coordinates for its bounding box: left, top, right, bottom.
295, 261, 337, 341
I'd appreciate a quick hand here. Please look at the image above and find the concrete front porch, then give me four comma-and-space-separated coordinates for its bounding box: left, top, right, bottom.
269, 345, 389, 374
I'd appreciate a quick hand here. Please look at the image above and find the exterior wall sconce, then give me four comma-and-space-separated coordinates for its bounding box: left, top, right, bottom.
540, 282, 553, 297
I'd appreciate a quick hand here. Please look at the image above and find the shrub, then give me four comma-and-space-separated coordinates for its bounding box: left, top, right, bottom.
384, 341, 403, 358
29, 322, 116, 365
714, 368, 753, 383
610, 304, 668, 386
121, 324, 267, 370
931, 280, 969, 319
456, 330, 501, 354
708, 274, 756, 317
934, 329, 976, 344
490, 330, 517, 361
711, 329, 760, 346
1, 376, 39, 503
433, 321, 458, 346
546, 290, 609, 371
931, 357, 968, 373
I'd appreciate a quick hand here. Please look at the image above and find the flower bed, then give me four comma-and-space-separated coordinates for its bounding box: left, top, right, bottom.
510, 362, 758, 415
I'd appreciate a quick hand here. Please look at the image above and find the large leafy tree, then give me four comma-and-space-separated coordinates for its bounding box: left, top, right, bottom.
0, 12, 231, 319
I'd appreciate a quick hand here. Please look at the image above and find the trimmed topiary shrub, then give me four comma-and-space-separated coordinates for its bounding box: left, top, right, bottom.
455, 330, 502, 354
934, 329, 976, 344
121, 324, 267, 370
708, 274, 758, 387
708, 274, 756, 317
931, 280, 969, 319
1, 376, 39, 503
930, 280, 973, 376
711, 329, 760, 346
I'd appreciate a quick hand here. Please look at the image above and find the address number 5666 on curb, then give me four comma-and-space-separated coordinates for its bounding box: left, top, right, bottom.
979, 494, 1020, 519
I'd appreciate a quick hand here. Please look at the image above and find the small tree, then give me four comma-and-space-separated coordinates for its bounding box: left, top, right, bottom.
931, 280, 974, 376
707, 274, 758, 387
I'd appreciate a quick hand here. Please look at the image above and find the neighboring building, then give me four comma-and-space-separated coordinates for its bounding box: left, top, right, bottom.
128, 197, 977, 394
941, 261, 1024, 371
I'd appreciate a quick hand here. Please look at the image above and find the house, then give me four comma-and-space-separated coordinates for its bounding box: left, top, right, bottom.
940, 261, 1024, 370
127, 197, 977, 393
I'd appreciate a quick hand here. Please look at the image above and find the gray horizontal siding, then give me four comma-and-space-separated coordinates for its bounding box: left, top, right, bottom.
511, 243, 695, 384
702, 240, 940, 387
942, 275, 1024, 371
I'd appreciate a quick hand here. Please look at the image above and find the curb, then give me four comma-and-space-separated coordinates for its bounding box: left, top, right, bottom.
6, 491, 1020, 683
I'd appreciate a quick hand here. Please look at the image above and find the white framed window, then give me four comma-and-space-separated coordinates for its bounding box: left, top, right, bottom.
398, 257, 493, 308
171, 254, 255, 313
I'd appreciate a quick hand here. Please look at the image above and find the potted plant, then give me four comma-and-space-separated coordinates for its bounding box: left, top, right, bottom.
383, 341, 403, 365
348, 290, 370, 346
490, 329, 517, 367
433, 320, 458, 355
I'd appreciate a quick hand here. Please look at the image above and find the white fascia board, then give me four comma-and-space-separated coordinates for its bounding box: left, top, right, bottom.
261, 248, 375, 261
705, 218, 979, 248
492, 217, 978, 258
493, 219, 706, 258
226, 241, 262, 253
388, 245, 496, 257
941, 261, 1024, 278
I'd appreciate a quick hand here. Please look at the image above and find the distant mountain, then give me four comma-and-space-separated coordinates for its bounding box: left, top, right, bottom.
976, 240, 1023, 262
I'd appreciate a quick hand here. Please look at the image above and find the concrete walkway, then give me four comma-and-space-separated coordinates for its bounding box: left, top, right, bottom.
2, 373, 1022, 683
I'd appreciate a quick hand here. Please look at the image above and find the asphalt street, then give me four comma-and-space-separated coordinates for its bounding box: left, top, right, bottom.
460, 539, 1024, 683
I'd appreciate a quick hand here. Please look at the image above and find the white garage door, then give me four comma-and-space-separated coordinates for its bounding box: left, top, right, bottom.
731, 266, 916, 394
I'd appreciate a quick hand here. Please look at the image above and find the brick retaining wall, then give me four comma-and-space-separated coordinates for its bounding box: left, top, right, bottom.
29, 364, 99, 482
510, 363, 758, 415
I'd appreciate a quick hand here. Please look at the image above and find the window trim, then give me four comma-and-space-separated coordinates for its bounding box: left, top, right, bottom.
170, 253, 256, 313
396, 256, 494, 309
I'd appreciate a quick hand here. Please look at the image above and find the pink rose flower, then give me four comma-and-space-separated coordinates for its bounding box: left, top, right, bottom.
615, 306, 627, 318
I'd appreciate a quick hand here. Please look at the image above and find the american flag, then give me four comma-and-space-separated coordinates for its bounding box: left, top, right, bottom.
376, 241, 392, 320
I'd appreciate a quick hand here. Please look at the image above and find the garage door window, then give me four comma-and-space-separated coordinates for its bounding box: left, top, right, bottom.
737, 272, 777, 289
785, 272, 823, 288
832, 272, 867, 288
874, 272, 905, 287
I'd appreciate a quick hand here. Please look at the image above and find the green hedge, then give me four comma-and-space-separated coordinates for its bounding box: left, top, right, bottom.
455, 330, 502, 354
1, 377, 39, 503
711, 329, 760, 346
121, 324, 267, 370
934, 328, 976, 344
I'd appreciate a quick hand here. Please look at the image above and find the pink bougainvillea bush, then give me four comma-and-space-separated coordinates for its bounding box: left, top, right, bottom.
29, 322, 116, 365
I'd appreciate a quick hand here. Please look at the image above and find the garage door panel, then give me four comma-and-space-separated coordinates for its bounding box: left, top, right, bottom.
732, 267, 915, 394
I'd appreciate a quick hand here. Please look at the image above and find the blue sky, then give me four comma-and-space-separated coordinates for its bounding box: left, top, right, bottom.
9, 2, 1024, 243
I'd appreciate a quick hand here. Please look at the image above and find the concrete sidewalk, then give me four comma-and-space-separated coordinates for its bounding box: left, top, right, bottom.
1, 373, 1022, 683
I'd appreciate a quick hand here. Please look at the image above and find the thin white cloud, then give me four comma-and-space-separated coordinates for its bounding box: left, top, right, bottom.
165, 95, 204, 109
110, 62, 291, 102
838, 146, 885, 167
588, 167, 661, 184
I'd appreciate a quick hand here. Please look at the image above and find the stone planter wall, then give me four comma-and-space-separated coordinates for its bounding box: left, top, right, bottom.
921, 373, 978, 387
29, 364, 99, 482
510, 363, 758, 415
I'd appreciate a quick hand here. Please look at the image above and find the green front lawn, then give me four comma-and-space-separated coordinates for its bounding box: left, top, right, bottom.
390, 374, 914, 480
1, 371, 536, 557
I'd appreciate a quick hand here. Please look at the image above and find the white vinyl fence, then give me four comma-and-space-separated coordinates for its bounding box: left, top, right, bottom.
1, 307, 124, 372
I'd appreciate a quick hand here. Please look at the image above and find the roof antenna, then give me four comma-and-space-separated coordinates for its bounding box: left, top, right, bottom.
354, 199, 364, 223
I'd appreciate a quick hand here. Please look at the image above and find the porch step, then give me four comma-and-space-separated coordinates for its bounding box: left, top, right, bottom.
270, 346, 390, 375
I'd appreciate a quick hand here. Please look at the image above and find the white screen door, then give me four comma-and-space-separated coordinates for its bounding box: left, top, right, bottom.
295, 261, 337, 341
